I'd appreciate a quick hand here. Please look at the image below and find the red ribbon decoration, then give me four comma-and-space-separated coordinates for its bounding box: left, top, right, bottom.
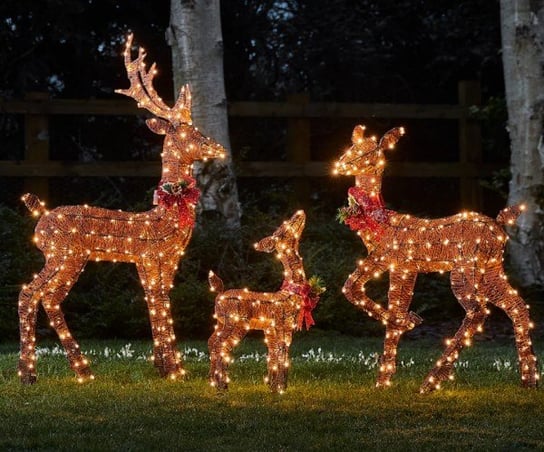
281, 281, 320, 330
156, 177, 201, 228
344, 186, 390, 238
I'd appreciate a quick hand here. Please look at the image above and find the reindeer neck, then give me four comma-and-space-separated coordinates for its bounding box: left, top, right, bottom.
279, 249, 306, 286
354, 173, 382, 197
161, 158, 194, 184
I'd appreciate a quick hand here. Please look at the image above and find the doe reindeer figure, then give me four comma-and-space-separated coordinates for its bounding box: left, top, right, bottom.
208, 210, 325, 393
334, 125, 538, 393
17, 34, 226, 384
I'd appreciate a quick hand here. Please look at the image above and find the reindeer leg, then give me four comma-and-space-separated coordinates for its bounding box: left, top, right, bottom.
343, 259, 421, 331
377, 270, 419, 388
27, 257, 92, 383
18, 263, 57, 384
420, 266, 488, 393
154, 259, 184, 380
208, 319, 247, 390
264, 328, 291, 393
264, 328, 286, 393
485, 266, 538, 388
137, 260, 178, 378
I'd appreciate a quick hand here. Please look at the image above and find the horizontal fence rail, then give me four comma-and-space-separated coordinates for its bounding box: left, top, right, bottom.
0, 81, 490, 209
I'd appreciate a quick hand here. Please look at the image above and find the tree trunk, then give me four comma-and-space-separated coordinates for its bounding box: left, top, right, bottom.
500, 0, 544, 286
167, 0, 241, 229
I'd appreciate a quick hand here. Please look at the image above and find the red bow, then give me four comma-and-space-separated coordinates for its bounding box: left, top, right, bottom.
281, 281, 320, 331
156, 177, 200, 228
344, 186, 389, 238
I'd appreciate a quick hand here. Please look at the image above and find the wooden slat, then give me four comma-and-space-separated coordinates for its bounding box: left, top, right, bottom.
230, 101, 466, 119
0, 99, 144, 116
0, 160, 500, 179
1, 98, 467, 119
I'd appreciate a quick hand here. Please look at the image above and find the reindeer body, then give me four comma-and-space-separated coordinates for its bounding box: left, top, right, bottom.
335, 125, 538, 393
363, 212, 508, 272
17, 35, 226, 384
29, 203, 192, 264
207, 211, 323, 392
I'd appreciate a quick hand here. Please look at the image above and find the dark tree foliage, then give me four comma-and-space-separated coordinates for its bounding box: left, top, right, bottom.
0, 0, 170, 98
222, 0, 502, 102
1, 0, 502, 101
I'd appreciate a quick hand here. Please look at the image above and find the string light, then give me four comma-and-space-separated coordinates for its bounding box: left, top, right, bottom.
208, 210, 325, 393
17, 34, 226, 384
334, 125, 539, 393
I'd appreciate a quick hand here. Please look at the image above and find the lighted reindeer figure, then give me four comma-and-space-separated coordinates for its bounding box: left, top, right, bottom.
17, 34, 226, 384
334, 125, 538, 393
208, 210, 325, 393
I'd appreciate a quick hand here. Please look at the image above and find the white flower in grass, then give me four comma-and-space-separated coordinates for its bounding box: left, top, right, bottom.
492, 358, 513, 371
182, 347, 208, 362
399, 358, 415, 368
454, 360, 469, 369
357, 352, 380, 369
238, 352, 265, 362
116, 343, 135, 359
36, 344, 66, 357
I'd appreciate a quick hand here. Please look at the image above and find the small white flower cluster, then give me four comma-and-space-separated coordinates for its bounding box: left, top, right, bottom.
300, 347, 380, 368
454, 360, 469, 369
492, 358, 513, 371
31, 344, 537, 377
35, 343, 147, 361
236, 352, 266, 363
182, 347, 208, 362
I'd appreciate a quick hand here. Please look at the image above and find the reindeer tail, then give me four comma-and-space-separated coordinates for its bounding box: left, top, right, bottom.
496, 204, 525, 226
21, 193, 47, 217
208, 271, 224, 294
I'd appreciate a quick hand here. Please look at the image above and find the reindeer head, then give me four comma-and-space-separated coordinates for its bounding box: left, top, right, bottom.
333, 125, 404, 177
254, 210, 306, 254
116, 34, 226, 167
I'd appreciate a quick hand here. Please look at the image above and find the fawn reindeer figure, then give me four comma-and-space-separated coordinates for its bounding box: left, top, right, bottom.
17, 34, 226, 384
334, 125, 538, 393
207, 210, 325, 393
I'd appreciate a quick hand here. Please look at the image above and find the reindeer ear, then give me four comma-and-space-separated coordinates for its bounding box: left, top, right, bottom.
145, 118, 169, 135
351, 125, 366, 144
379, 127, 405, 150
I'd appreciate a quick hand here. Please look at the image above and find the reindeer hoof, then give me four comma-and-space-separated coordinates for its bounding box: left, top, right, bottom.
18, 361, 37, 385
269, 383, 287, 393
420, 363, 453, 394
419, 379, 436, 394
166, 368, 186, 381
408, 311, 423, 328
211, 379, 228, 391
19, 373, 37, 385
521, 375, 539, 389
376, 356, 396, 388
75, 366, 95, 383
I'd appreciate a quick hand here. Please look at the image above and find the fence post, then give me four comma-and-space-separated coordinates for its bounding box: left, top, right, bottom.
23, 92, 50, 199
458, 80, 482, 211
286, 94, 311, 205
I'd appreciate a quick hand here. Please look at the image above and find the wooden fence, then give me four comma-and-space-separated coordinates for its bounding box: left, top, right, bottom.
0, 80, 494, 210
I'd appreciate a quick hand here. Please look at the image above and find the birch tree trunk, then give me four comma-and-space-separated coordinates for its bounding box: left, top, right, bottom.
167, 0, 241, 229
500, 0, 544, 286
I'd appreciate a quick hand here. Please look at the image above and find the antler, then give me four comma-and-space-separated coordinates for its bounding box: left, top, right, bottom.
115, 33, 192, 124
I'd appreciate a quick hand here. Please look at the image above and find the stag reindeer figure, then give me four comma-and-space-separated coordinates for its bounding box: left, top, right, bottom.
334, 125, 538, 393
207, 210, 325, 393
17, 34, 226, 384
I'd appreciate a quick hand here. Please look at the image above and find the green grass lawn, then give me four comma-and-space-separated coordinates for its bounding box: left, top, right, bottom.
0, 333, 543, 451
